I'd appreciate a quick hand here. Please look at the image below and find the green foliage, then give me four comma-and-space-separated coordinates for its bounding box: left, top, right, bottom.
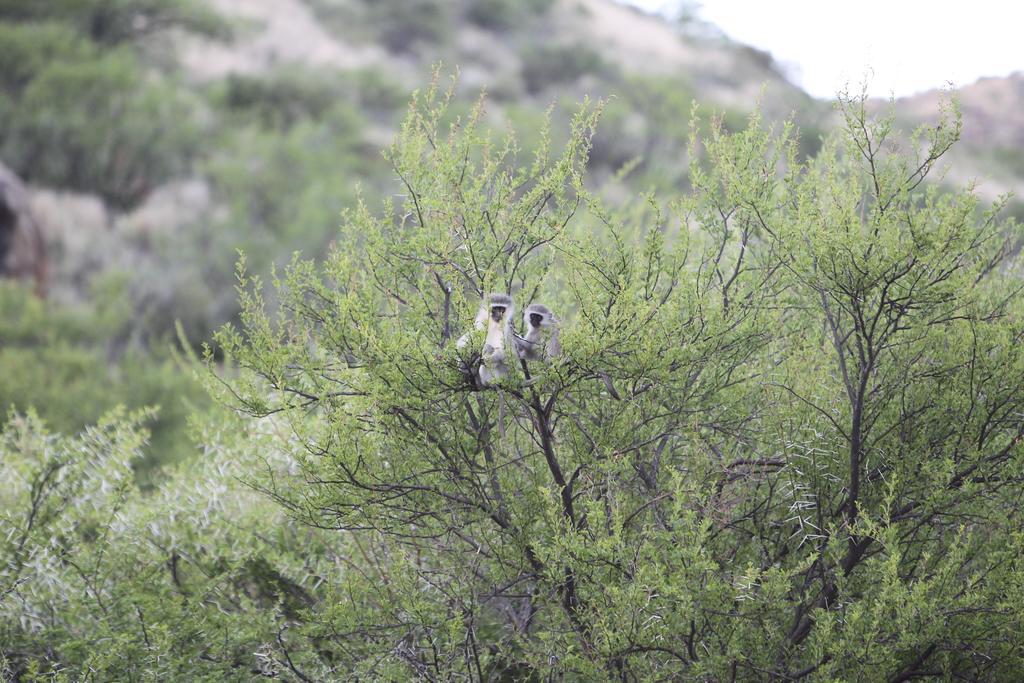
582, 75, 698, 184
367, 0, 452, 53
991, 146, 1024, 177
521, 43, 612, 94
221, 69, 343, 130
350, 67, 410, 114
0, 22, 92, 91
0, 410, 335, 680
216, 66, 407, 129
0, 2, 211, 207
204, 102, 380, 274
0, 0, 226, 45
1, 33, 1021, 675
0, 282, 208, 483
2, 51, 202, 208
151, 67, 402, 340
310, 0, 552, 57
465, 0, 553, 30
212, 80, 1024, 679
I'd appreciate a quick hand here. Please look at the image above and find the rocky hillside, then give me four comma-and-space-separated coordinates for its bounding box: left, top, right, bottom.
177, 0, 811, 113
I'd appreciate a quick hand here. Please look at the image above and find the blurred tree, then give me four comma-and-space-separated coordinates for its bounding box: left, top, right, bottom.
521, 43, 611, 94
0, 3, 211, 208
465, 0, 553, 30
0, 0, 225, 45
2, 50, 202, 208
0, 281, 208, 484
368, 0, 452, 54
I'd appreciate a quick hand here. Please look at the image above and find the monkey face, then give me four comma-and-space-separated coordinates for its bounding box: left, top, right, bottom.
490, 305, 506, 323
529, 313, 543, 328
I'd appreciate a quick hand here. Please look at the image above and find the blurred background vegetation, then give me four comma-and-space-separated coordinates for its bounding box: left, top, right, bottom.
0, 0, 1019, 521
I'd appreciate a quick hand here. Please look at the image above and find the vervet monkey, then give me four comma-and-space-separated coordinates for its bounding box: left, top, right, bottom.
458, 293, 516, 386
517, 303, 560, 362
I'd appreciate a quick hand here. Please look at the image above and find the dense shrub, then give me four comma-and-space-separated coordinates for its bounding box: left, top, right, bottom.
367, 0, 452, 53
1, 52, 202, 208
0, 410, 334, 679
0, 22, 92, 91
992, 146, 1024, 177
350, 67, 409, 115
217, 67, 407, 129
212, 83, 1024, 679
0, 0, 225, 45
205, 102, 379, 264
222, 70, 341, 129
0, 282, 207, 483
465, 0, 552, 30
0, 0, 219, 208
521, 43, 611, 94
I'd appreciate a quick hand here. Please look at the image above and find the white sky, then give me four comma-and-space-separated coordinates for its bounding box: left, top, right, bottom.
625, 0, 1024, 98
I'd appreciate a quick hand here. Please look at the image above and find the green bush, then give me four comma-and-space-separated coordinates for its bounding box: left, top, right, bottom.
221, 70, 340, 129
0, 0, 226, 45
367, 0, 451, 53
215, 67, 407, 129
0, 22, 92, 90
1, 51, 202, 208
583, 75, 697, 186
0, 282, 208, 483
351, 67, 408, 115
0, 0, 220, 207
133, 100, 392, 342
991, 146, 1024, 177
521, 43, 611, 94
0, 410, 335, 680
465, 0, 552, 30
212, 84, 1024, 679
205, 103, 381, 261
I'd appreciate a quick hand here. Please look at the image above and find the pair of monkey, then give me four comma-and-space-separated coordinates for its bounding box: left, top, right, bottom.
457, 293, 561, 386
